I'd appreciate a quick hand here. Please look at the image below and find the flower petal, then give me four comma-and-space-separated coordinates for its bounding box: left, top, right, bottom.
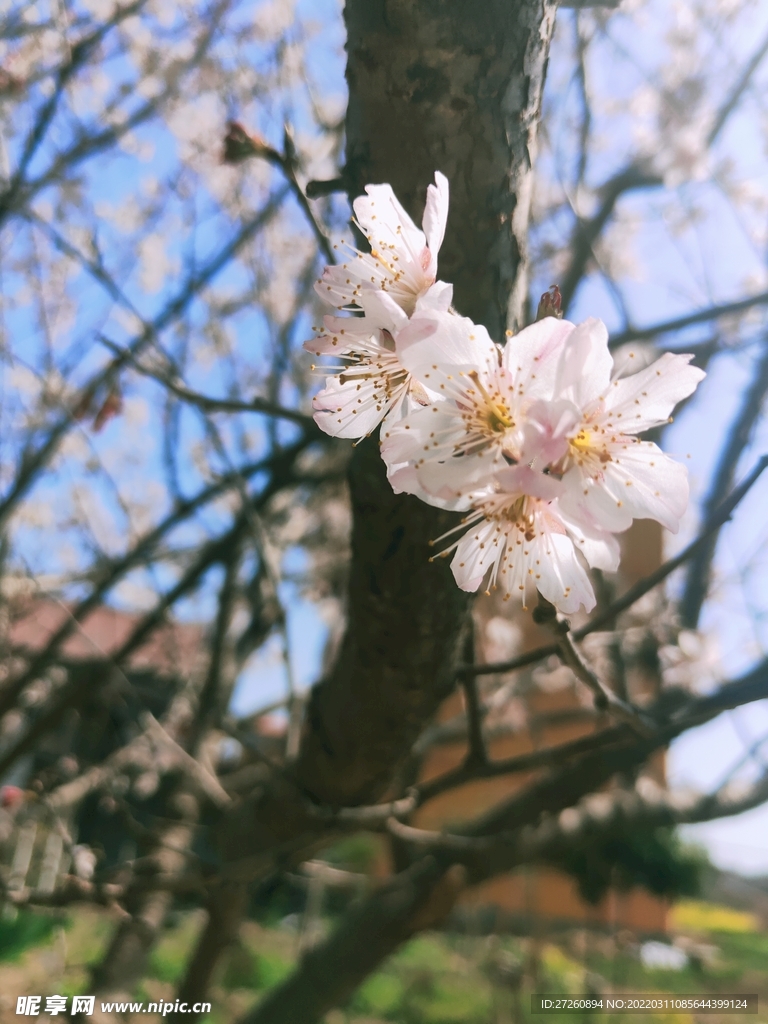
600, 441, 689, 532
558, 508, 621, 571
397, 309, 499, 386
502, 317, 575, 399
494, 464, 564, 501
554, 317, 613, 410
602, 352, 706, 433
451, 518, 500, 592
533, 529, 596, 614
422, 171, 449, 266
354, 183, 423, 254
312, 372, 406, 439
561, 440, 689, 533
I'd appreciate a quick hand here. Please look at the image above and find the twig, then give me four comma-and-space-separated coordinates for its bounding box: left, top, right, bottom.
0, 433, 315, 721
299, 861, 367, 887
97, 336, 316, 428
680, 348, 768, 628
223, 122, 335, 264
533, 597, 654, 736
386, 817, 493, 853
609, 290, 768, 347
334, 795, 418, 826
559, 163, 661, 314
141, 713, 232, 810
305, 177, 347, 199
707, 27, 768, 147
0, 185, 290, 536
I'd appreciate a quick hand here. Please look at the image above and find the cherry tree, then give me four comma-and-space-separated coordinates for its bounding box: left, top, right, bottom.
0, 0, 767, 1021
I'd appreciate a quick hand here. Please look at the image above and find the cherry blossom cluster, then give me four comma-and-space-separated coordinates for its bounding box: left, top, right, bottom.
306, 173, 705, 613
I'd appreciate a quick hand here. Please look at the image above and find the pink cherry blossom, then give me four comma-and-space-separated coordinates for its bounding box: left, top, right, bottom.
315, 172, 449, 316
306, 284, 451, 440
381, 311, 575, 504
432, 470, 600, 613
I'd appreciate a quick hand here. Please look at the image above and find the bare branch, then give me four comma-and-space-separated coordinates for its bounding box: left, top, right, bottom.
609, 290, 768, 347
142, 713, 232, 810
460, 625, 487, 766
0, 429, 317, 723
707, 27, 768, 147
97, 336, 316, 429
532, 596, 654, 735
559, 164, 662, 314
0, 0, 151, 225
680, 345, 768, 627
0, 186, 290, 534
222, 121, 335, 264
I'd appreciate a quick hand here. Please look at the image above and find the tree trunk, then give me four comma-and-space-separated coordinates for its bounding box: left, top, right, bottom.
227, 0, 559, 1017
292, 0, 558, 808
171, 882, 249, 1022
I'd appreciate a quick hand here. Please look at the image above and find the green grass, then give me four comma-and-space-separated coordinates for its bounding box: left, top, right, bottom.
148, 914, 201, 984
0, 907, 58, 962
0, 896, 766, 1024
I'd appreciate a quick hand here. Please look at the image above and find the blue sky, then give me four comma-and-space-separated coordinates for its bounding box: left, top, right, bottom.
8, 0, 768, 877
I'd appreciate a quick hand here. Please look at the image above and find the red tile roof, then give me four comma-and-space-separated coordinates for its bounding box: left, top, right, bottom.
8, 598, 206, 679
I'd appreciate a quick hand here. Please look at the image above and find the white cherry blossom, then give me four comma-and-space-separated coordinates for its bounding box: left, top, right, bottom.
537, 319, 707, 534
306, 283, 451, 440
432, 466, 600, 613
384, 314, 704, 538
315, 172, 449, 315
307, 172, 706, 608
381, 311, 575, 505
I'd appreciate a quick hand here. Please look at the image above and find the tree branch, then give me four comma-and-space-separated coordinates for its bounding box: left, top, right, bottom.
559, 164, 662, 314
532, 597, 654, 735
609, 290, 768, 347
680, 346, 768, 627
98, 337, 316, 428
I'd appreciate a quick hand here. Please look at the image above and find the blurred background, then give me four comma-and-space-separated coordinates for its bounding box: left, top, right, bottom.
1, 0, 768, 1020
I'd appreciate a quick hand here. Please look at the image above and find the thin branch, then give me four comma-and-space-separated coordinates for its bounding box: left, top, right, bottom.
414, 647, 768, 810
222, 122, 335, 264
0, 0, 150, 225
188, 554, 240, 748
0, 186, 290, 534
460, 625, 487, 766
0, 431, 315, 719
680, 344, 768, 627
97, 336, 316, 428
707, 27, 768, 147
608, 289, 768, 347
5, 0, 231, 223
0, 513, 253, 778
559, 164, 662, 314
386, 817, 492, 853
142, 713, 232, 810
533, 597, 654, 735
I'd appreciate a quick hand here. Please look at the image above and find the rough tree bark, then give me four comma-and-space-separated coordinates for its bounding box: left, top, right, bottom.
165, 1, 560, 1016
294, 0, 559, 804
222, 0, 559, 1019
